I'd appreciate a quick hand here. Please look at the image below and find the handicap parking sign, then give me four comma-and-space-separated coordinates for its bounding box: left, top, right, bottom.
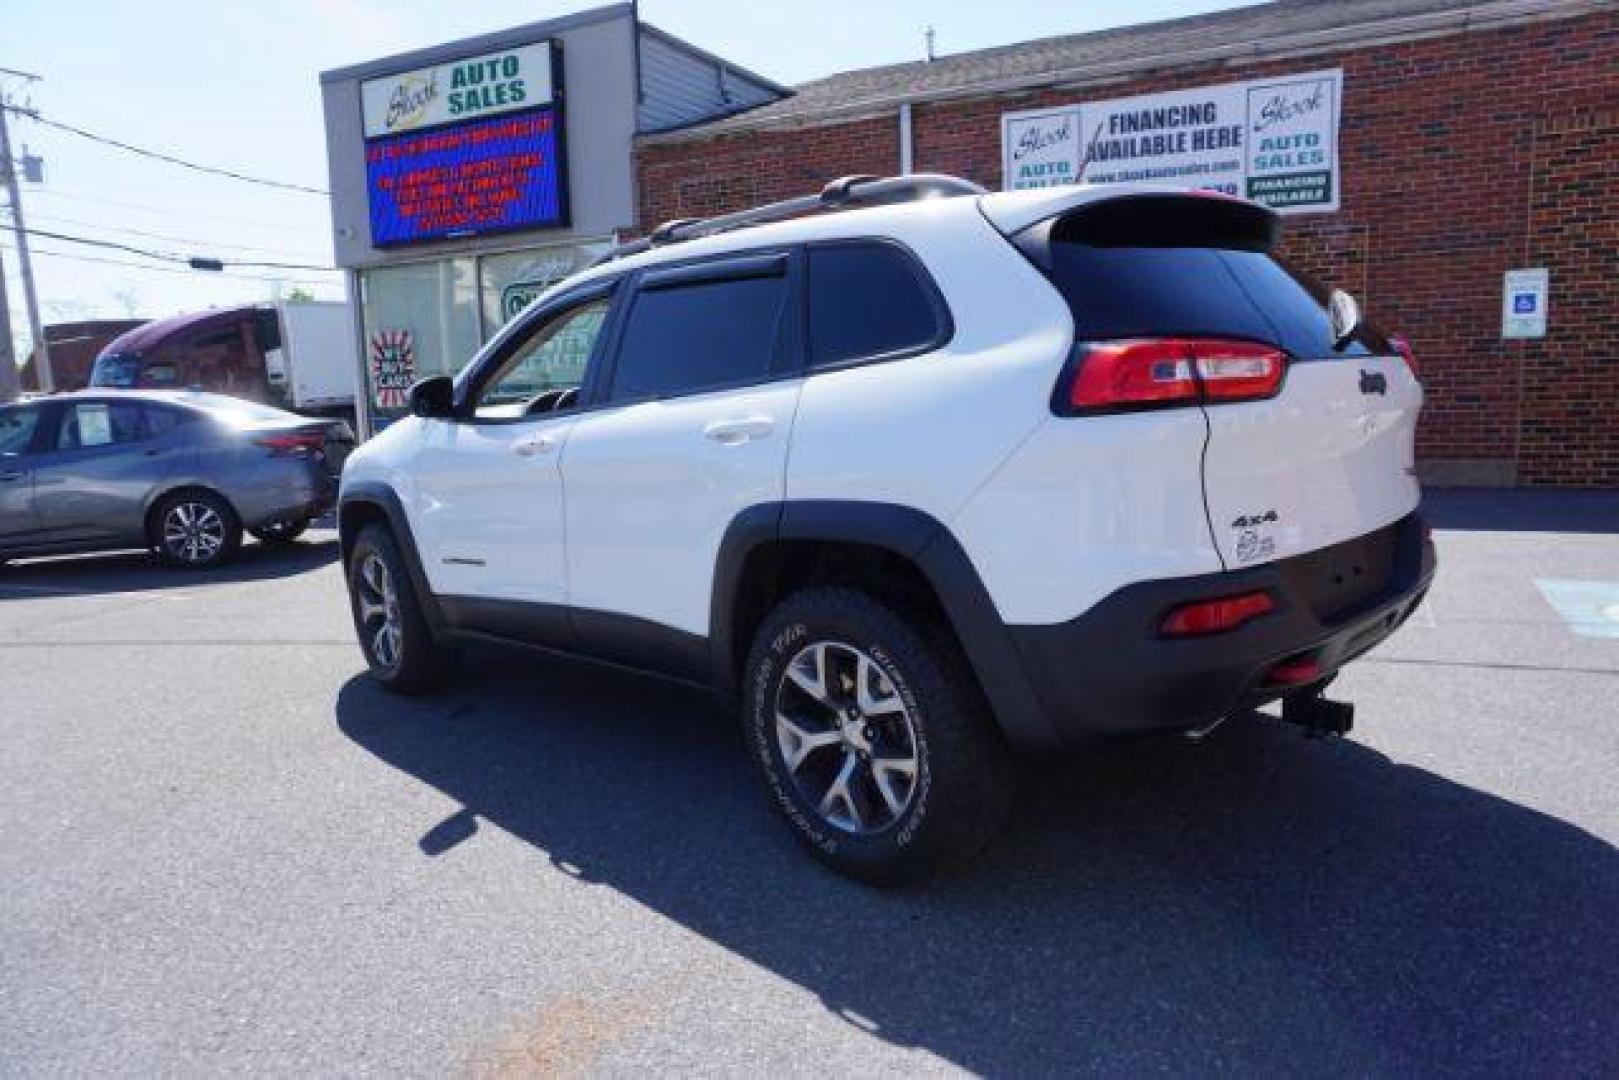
1502, 268, 1548, 338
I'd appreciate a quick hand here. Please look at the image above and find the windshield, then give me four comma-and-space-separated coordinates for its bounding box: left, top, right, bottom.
90, 353, 142, 388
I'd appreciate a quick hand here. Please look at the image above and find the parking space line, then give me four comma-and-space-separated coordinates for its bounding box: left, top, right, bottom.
1533, 579, 1619, 639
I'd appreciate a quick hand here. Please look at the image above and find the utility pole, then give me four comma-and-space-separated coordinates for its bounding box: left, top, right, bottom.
0, 67, 51, 393
0, 247, 18, 402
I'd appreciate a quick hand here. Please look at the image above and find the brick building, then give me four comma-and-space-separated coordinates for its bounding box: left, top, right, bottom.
636, 0, 1618, 487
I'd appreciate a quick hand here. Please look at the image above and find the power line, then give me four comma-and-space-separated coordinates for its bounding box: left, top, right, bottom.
20, 226, 339, 273
3, 242, 342, 287
28, 187, 331, 234
27, 210, 331, 260
3, 104, 330, 196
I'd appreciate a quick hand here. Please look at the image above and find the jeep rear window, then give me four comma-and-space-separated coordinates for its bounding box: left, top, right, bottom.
1035, 195, 1388, 359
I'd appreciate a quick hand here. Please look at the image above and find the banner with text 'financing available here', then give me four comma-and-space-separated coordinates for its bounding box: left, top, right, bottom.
1001, 69, 1342, 214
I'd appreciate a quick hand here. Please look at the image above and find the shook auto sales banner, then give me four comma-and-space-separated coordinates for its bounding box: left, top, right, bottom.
1001, 68, 1342, 213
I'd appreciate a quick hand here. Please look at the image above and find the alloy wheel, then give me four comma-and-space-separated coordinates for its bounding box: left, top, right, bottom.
774, 640, 921, 834
355, 553, 403, 669
161, 501, 226, 565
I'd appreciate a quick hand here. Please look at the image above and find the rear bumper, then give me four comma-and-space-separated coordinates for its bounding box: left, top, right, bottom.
235, 460, 336, 528
1007, 513, 1435, 749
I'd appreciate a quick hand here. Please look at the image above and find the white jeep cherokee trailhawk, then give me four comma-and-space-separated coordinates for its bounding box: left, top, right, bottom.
340, 174, 1436, 884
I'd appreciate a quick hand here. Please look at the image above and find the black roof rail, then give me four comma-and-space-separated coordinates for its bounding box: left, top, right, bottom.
593, 173, 985, 266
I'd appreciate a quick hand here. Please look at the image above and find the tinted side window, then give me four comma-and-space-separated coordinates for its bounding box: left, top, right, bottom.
808, 242, 944, 366
142, 405, 187, 437
609, 271, 790, 401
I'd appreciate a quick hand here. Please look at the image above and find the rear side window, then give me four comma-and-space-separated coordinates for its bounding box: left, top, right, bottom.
1036, 196, 1387, 359
807, 241, 944, 367
143, 405, 187, 437
609, 264, 791, 401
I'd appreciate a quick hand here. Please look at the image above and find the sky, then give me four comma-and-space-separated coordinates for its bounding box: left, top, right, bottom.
3, 0, 1259, 358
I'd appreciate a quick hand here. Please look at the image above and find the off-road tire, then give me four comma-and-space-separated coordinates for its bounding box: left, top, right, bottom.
742, 586, 1017, 885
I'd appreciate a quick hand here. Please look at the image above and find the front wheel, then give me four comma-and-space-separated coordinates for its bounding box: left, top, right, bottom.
346, 523, 458, 694
742, 586, 1017, 885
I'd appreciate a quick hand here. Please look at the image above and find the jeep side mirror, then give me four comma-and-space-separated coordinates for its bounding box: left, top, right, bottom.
408, 375, 456, 419
1328, 289, 1362, 351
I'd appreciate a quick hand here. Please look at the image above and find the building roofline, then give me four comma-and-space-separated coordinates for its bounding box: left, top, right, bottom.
641, 0, 1606, 145
638, 22, 792, 96
319, 3, 632, 84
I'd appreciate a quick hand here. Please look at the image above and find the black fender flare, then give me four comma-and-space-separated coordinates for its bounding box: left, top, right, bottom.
338, 482, 446, 632
709, 500, 1061, 752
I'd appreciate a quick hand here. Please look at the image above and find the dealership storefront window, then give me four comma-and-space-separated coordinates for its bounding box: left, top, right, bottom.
356, 238, 609, 417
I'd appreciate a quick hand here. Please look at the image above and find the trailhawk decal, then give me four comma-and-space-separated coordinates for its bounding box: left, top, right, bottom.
1231, 510, 1280, 564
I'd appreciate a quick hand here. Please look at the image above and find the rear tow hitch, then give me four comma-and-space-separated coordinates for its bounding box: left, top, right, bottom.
1281, 692, 1354, 738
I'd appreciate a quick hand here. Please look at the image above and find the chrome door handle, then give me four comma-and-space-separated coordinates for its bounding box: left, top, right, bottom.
512, 433, 559, 458
703, 416, 775, 445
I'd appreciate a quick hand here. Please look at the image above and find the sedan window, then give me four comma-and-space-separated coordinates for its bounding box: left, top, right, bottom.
56, 402, 147, 450
0, 405, 40, 454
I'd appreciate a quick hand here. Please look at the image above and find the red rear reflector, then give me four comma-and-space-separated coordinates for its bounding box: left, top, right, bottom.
1062, 338, 1285, 412
1390, 335, 1418, 377
1160, 590, 1275, 637
1266, 657, 1323, 686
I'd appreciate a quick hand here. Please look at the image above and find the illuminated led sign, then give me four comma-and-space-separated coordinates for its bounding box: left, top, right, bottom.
361, 41, 568, 246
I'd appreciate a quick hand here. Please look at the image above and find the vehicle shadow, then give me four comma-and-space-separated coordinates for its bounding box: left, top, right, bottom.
1424, 487, 1619, 534
0, 534, 339, 599
336, 653, 1618, 1075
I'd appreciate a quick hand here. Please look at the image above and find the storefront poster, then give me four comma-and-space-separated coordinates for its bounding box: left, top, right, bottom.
369, 329, 416, 410
1001, 68, 1341, 214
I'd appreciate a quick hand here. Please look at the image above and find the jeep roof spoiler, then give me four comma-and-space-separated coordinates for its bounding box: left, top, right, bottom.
593, 173, 986, 266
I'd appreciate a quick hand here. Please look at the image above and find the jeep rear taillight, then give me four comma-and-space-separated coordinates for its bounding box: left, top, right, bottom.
1390, 335, 1418, 377
1057, 338, 1286, 414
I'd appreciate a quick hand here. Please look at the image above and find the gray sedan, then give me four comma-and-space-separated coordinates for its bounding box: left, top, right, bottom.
0, 391, 351, 569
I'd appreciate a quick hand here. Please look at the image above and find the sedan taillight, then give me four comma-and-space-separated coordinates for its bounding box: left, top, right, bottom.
254, 432, 325, 457
1057, 338, 1287, 414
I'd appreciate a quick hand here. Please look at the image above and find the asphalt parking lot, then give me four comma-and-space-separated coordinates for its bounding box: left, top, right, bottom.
2, 491, 1616, 1077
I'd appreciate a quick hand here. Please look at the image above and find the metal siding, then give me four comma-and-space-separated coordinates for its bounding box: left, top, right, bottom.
637, 31, 778, 133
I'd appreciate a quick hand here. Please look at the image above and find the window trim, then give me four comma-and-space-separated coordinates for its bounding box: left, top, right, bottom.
593, 246, 805, 408
804, 236, 954, 374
